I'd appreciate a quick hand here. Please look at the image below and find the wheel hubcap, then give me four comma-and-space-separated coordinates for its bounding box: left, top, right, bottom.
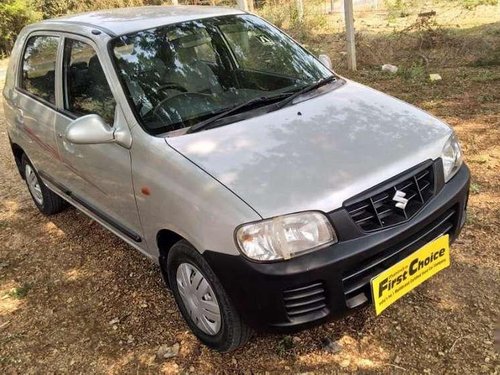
25, 164, 43, 205
176, 263, 221, 336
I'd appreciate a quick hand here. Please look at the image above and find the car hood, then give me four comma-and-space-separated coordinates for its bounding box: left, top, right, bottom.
166, 80, 452, 219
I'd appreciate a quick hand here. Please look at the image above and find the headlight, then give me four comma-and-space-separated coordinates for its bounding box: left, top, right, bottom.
235, 211, 337, 261
441, 133, 463, 183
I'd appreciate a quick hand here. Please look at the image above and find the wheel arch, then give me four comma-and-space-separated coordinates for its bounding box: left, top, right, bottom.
9, 140, 26, 179
157, 229, 185, 287
157, 229, 185, 258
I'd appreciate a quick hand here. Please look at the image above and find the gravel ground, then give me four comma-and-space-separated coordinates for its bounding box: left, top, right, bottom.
0, 60, 499, 374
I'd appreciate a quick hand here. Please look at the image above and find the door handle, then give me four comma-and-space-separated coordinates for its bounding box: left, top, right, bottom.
15, 109, 24, 125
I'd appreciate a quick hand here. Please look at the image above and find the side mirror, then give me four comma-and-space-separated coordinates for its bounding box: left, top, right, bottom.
65, 115, 115, 145
318, 54, 332, 70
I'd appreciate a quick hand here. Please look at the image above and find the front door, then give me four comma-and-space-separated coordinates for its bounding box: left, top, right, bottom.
53, 35, 143, 243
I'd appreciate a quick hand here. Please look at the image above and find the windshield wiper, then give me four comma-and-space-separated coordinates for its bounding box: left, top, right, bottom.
187, 93, 292, 133
273, 75, 336, 110
187, 76, 336, 134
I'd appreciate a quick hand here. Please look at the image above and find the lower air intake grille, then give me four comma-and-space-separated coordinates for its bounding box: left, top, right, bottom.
342, 207, 457, 306
283, 282, 327, 318
345, 162, 435, 232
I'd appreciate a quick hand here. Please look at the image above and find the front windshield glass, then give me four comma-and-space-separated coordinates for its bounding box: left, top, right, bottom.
111, 14, 333, 134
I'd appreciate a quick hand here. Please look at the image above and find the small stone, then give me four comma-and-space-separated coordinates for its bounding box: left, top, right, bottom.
320, 337, 342, 354
340, 359, 350, 368
66, 297, 73, 303
156, 343, 180, 360
112, 325, 118, 330
231, 357, 237, 365
423, 369, 431, 374
438, 351, 445, 356
108, 317, 120, 325
141, 303, 148, 308
292, 336, 301, 344
483, 340, 493, 345
381, 64, 398, 73
189, 367, 195, 372
485, 357, 490, 363
429, 73, 442, 82
127, 335, 134, 344
394, 356, 401, 364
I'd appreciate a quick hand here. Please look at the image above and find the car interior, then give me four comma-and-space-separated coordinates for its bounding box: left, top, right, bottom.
64, 41, 116, 124
113, 24, 300, 132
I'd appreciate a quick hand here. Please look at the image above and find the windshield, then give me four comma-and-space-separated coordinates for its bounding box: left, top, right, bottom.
110, 14, 333, 134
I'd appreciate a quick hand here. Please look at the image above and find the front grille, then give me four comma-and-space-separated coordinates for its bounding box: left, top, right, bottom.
283, 282, 327, 319
342, 207, 457, 308
346, 163, 435, 232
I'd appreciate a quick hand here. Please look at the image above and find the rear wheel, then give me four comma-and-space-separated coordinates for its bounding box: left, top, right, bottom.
166, 240, 252, 352
22, 154, 67, 215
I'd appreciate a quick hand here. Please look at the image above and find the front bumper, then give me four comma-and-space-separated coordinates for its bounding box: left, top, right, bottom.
203, 164, 470, 332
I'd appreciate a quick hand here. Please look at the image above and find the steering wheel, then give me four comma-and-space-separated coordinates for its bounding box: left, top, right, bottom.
152, 92, 214, 120
156, 82, 188, 93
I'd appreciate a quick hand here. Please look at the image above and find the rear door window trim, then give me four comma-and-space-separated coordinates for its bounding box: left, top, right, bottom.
16, 31, 62, 110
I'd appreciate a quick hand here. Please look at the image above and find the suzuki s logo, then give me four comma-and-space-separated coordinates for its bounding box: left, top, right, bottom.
393, 190, 409, 210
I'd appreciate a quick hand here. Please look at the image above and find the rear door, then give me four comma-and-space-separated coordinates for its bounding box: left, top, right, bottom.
14, 33, 63, 179
52, 35, 143, 244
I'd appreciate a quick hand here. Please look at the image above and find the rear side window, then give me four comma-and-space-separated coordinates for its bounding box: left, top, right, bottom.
63, 39, 116, 124
21, 36, 59, 104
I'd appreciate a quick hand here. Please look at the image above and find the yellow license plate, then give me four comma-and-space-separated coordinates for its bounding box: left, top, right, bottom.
371, 234, 450, 315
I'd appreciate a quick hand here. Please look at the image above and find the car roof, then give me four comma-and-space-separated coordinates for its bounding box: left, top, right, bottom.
40, 6, 245, 36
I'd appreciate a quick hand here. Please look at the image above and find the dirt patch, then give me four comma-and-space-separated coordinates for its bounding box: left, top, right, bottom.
0, 22, 499, 375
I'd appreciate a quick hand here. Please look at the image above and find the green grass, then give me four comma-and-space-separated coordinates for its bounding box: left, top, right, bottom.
397, 63, 427, 81
470, 182, 481, 194
471, 49, 500, 67
276, 335, 294, 355
469, 155, 489, 164
466, 211, 480, 225
471, 70, 500, 82
7, 283, 32, 299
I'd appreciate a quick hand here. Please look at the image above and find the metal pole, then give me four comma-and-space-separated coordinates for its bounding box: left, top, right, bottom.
296, 0, 304, 22
343, 0, 357, 70
236, 0, 249, 11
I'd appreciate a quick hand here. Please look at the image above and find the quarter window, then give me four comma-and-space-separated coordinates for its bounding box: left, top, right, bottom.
63, 39, 116, 124
21, 36, 59, 104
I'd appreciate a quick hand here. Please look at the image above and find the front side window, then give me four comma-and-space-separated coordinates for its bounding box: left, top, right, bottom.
21, 35, 59, 104
111, 15, 332, 134
64, 39, 116, 124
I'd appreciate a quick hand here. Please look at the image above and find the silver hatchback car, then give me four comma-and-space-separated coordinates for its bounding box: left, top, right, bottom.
3, 6, 469, 351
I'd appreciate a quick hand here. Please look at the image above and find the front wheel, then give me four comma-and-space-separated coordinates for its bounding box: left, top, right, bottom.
166, 240, 252, 352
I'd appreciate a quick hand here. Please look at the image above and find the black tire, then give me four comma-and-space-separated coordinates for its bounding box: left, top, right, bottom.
166, 240, 252, 352
21, 154, 67, 215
